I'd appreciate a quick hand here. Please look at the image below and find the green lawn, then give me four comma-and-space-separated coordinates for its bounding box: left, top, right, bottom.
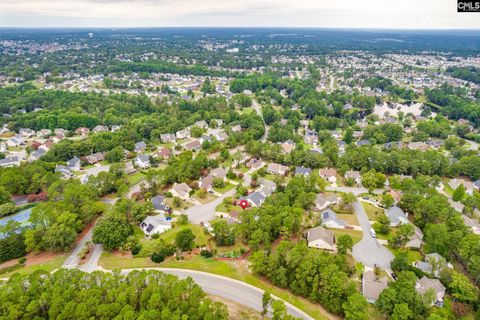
361, 201, 384, 221
193, 190, 217, 204
158, 224, 210, 247
127, 172, 146, 185
213, 182, 235, 194
336, 213, 359, 226
0, 255, 66, 278
329, 228, 363, 244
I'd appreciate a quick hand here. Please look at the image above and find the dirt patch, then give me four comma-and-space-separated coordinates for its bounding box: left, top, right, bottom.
0, 251, 64, 270
208, 294, 262, 320
111, 250, 133, 259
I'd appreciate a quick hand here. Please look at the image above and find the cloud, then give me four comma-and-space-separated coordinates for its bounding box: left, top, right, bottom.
0, 0, 478, 28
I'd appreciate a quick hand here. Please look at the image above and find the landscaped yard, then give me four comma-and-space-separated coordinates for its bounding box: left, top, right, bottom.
329, 228, 363, 244
213, 182, 235, 194
193, 190, 217, 204
337, 213, 359, 226
361, 201, 384, 221
127, 172, 146, 185
0, 255, 66, 278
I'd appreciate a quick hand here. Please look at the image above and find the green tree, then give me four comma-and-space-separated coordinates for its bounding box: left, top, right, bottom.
262, 291, 271, 318
212, 219, 236, 246
342, 293, 369, 320
0, 186, 11, 205
374, 215, 391, 235
381, 193, 395, 208
93, 212, 132, 250
448, 272, 479, 303
390, 224, 414, 248
452, 184, 466, 202
337, 234, 354, 255
175, 228, 196, 251
391, 303, 413, 320
105, 146, 124, 163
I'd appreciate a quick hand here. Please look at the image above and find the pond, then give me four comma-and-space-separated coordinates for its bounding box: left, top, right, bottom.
0, 207, 33, 226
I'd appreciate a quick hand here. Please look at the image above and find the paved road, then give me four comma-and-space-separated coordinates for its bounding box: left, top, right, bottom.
351, 201, 394, 269
120, 268, 314, 320
63, 226, 94, 268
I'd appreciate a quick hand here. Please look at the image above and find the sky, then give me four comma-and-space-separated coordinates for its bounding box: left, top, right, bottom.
0, 0, 479, 29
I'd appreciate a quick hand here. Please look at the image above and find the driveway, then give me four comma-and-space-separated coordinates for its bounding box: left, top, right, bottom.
351, 201, 394, 269
184, 188, 236, 224
120, 268, 314, 320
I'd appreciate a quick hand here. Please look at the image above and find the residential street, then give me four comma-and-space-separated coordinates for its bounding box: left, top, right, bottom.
351, 201, 394, 268
325, 186, 383, 195
120, 268, 314, 320
184, 188, 237, 223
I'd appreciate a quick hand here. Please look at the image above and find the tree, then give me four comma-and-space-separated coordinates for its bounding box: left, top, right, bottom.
201, 77, 215, 94
105, 146, 124, 163
391, 303, 413, 320
93, 212, 132, 250
374, 215, 391, 235
175, 228, 195, 251
212, 219, 236, 246
0, 202, 16, 217
337, 234, 354, 255
381, 193, 395, 208
390, 224, 414, 248
341, 192, 357, 205
448, 272, 479, 303
342, 293, 369, 320
0, 186, 11, 205
261, 291, 271, 318
391, 252, 410, 272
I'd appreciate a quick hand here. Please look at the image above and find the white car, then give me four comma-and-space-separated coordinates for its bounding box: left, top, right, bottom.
369, 228, 376, 238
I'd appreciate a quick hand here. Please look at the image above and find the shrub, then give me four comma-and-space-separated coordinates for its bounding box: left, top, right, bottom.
0, 203, 16, 217
0, 233, 26, 264
18, 257, 26, 264
151, 252, 165, 263
131, 243, 142, 255
200, 249, 213, 258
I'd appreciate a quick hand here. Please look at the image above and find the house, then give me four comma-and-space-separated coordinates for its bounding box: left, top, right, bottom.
171, 182, 192, 200
305, 129, 318, 145
474, 180, 480, 191
7, 136, 24, 147
85, 152, 105, 165
151, 195, 171, 214
39, 140, 53, 151
449, 178, 474, 195
155, 147, 171, 160
19, 128, 35, 137
258, 178, 277, 196
211, 167, 227, 181
239, 191, 266, 208
75, 127, 90, 136
330, 130, 341, 139
345, 171, 361, 186
231, 124, 242, 133
55, 165, 73, 179
267, 163, 289, 176
0, 156, 20, 168
353, 131, 364, 139
386, 206, 409, 227
295, 166, 312, 176
449, 200, 465, 213
305, 226, 336, 251
176, 128, 191, 139
54, 128, 68, 136
92, 125, 108, 133
37, 129, 52, 138
280, 139, 296, 154
124, 161, 137, 175
134, 141, 147, 153
29, 148, 46, 162
199, 175, 214, 192
461, 215, 480, 235
408, 141, 429, 151
111, 125, 121, 132
356, 139, 371, 147
319, 168, 337, 184
183, 139, 202, 151
134, 155, 151, 169
415, 277, 445, 307
415, 253, 451, 277
320, 209, 347, 229
160, 133, 176, 143
316, 193, 340, 211
67, 156, 81, 171
52, 134, 64, 143
194, 120, 208, 129
246, 158, 263, 170
140, 214, 172, 237
362, 270, 388, 304
406, 225, 424, 249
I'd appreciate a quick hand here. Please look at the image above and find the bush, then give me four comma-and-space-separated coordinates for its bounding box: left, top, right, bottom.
200, 249, 213, 258
18, 257, 26, 264
151, 252, 165, 263
0, 203, 16, 217
131, 243, 142, 256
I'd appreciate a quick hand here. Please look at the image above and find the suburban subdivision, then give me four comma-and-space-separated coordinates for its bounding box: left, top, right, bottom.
0, 26, 480, 320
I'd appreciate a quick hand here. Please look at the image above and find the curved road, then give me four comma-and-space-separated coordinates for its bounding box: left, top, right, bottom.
119, 268, 313, 320
351, 201, 394, 269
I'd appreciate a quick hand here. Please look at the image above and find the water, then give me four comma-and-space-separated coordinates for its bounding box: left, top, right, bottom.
0, 207, 33, 226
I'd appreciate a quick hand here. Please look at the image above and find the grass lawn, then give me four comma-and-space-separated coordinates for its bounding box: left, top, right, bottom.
361, 201, 384, 221
337, 213, 359, 226
159, 224, 211, 247
213, 183, 235, 194
0, 255, 66, 278
329, 228, 363, 244
388, 247, 422, 263
127, 172, 146, 185
236, 164, 250, 173
193, 191, 217, 204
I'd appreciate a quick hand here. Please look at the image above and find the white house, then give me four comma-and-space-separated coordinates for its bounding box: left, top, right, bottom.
134, 155, 151, 169
140, 214, 172, 237
319, 168, 337, 184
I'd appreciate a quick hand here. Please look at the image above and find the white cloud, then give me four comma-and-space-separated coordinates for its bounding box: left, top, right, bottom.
0, 0, 478, 28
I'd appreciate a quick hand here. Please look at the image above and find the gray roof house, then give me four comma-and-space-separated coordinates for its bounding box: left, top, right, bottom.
67, 156, 81, 171
386, 206, 408, 227
415, 276, 446, 307
134, 141, 147, 153
362, 270, 388, 303
316, 193, 340, 211
306, 226, 336, 251
295, 166, 312, 176
240, 191, 266, 208
405, 225, 424, 249
320, 209, 347, 229
151, 195, 170, 213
